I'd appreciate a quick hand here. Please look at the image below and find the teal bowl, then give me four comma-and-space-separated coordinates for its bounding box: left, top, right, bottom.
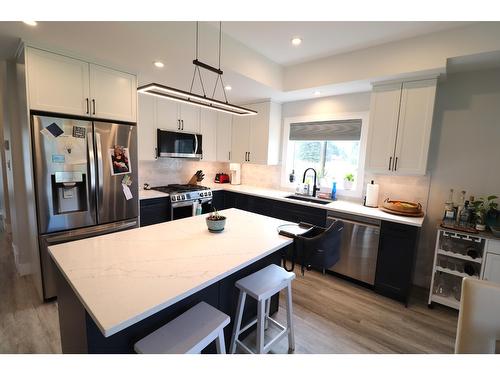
206, 216, 226, 233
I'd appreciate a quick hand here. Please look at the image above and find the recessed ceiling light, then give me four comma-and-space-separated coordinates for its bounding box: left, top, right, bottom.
153, 61, 164, 68
291, 37, 302, 46
224, 85, 232, 91
23, 21, 37, 26
314, 91, 321, 96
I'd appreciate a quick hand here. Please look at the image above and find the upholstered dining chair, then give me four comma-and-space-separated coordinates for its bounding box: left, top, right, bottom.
455, 277, 500, 353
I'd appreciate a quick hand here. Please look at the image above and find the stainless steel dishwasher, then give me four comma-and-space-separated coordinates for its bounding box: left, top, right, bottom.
326, 212, 381, 285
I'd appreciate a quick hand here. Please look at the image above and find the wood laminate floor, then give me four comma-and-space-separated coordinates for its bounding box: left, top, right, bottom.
0, 231, 458, 354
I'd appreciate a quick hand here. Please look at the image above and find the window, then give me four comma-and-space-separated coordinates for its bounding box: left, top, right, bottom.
292, 140, 360, 190
282, 114, 368, 197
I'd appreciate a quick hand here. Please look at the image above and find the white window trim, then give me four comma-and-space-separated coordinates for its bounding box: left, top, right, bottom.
280, 111, 370, 199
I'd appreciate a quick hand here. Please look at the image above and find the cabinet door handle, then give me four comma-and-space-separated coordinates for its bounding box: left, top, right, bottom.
248, 152, 250, 162
92, 99, 96, 115
229, 151, 231, 161
394, 157, 398, 171
177, 119, 180, 130
85, 98, 89, 114
388, 156, 392, 171
181, 120, 184, 130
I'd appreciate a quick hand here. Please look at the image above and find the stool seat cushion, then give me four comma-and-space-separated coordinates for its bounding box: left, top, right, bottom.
235, 264, 295, 301
134, 302, 230, 354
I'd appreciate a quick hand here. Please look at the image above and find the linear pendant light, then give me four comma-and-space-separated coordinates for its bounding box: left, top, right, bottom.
138, 22, 257, 117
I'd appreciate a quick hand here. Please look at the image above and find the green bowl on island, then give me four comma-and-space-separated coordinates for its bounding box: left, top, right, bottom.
206, 210, 226, 233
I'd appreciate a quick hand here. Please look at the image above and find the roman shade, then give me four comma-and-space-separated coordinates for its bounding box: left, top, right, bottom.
289, 119, 362, 141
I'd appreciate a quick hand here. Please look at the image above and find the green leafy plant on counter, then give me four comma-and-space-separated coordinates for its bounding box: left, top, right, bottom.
344, 173, 354, 182
472, 195, 498, 225
207, 207, 225, 221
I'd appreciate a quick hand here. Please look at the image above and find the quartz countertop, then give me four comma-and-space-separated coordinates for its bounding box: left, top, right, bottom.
205, 183, 425, 227
139, 183, 425, 227
48, 208, 293, 337
138, 189, 169, 200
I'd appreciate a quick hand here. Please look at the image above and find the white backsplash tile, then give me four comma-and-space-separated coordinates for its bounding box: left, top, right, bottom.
138, 159, 229, 188
240, 164, 282, 189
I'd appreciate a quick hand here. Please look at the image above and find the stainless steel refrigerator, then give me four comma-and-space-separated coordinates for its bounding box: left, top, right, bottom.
31, 114, 139, 299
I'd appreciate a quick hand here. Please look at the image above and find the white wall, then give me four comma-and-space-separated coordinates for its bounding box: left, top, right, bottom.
282, 92, 371, 117
416, 67, 500, 287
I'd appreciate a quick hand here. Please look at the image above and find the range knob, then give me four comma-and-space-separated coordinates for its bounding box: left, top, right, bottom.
181, 195, 186, 200
171, 196, 177, 202
207, 191, 212, 196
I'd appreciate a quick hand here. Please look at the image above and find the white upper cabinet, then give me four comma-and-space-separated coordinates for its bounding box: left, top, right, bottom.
156, 98, 180, 130
366, 78, 437, 175
200, 109, 217, 161
231, 115, 251, 163
137, 94, 156, 161
178, 104, 200, 133
231, 101, 282, 165
216, 113, 232, 162
393, 80, 437, 175
26, 48, 90, 117
89, 64, 137, 123
26, 47, 137, 122
365, 83, 401, 173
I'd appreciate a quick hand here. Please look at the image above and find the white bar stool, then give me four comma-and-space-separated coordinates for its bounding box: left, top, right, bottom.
134, 302, 230, 354
229, 264, 296, 354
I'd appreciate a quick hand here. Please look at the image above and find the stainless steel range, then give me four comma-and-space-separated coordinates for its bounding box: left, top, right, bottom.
151, 184, 213, 220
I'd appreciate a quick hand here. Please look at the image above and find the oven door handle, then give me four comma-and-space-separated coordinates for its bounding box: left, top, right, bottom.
171, 201, 196, 208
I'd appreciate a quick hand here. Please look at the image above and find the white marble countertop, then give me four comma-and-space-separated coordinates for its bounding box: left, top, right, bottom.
48, 208, 293, 338
139, 189, 169, 200
205, 183, 425, 227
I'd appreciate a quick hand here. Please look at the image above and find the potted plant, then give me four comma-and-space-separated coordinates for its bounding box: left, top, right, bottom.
472, 195, 498, 231
206, 208, 226, 233
344, 173, 355, 190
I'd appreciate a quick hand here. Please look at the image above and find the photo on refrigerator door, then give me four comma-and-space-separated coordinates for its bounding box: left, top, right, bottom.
109, 145, 131, 175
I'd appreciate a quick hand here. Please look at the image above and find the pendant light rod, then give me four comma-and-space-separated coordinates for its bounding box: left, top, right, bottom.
192, 59, 223, 75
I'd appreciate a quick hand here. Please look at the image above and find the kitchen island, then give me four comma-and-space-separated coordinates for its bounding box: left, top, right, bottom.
49, 208, 293, 353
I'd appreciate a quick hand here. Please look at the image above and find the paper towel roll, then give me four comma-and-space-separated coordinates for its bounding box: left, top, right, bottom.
365, 181, 379, 207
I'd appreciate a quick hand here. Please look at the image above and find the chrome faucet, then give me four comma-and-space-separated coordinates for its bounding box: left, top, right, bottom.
302, 168, 318, 197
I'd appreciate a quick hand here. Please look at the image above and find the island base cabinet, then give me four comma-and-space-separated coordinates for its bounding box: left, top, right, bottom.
374, 221, 419, 305
55, 250, 284, 353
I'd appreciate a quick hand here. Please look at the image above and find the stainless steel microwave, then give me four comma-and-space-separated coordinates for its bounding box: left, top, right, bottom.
156, 129, 203, 158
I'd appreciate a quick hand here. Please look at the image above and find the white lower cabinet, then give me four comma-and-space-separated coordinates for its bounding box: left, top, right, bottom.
216, 113, 232, 162
483, 252, 500, 284
200, 109, 217, 161
137, 94, 157, 161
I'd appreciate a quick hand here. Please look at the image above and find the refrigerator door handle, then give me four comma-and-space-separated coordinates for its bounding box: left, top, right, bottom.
88, 127, 97, 208
95, 132, 104, 209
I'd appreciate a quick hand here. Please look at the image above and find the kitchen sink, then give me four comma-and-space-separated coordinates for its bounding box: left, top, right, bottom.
284, 195, 332, 205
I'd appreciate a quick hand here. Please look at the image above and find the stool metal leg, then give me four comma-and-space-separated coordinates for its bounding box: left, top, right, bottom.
230, 290, 246, 354
215, 329, 226, 354
285, 282, 295, 352
256, 300, 266, 354
264, 298, 270, 330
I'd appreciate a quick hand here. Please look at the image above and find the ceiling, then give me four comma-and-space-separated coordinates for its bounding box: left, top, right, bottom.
219, 21, 470, 66
0, 21, 475, 103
